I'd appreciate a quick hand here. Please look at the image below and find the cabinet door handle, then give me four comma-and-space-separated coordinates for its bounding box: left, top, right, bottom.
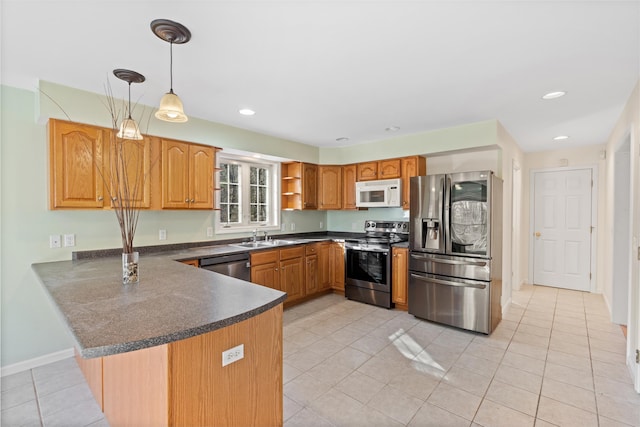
190, 199, 195, 203
97, 196, 103, 201
185, 198, 190, 203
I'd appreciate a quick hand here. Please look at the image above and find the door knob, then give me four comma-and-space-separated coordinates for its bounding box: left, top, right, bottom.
535, 231, 541, 238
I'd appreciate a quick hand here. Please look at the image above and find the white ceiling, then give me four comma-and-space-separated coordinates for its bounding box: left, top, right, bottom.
2, 1, 639, 152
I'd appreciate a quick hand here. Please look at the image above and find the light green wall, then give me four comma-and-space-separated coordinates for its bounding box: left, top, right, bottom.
39, 81, 320, 163
318, 120, 498, 164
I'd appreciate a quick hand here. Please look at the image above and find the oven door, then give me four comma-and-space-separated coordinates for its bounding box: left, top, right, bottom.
345, 247, 390, 293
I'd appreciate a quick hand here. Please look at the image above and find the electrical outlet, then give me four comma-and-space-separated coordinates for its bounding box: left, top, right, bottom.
63, 234, 75, 247
49, 235, 61, 248
206, 227, 214, 237
281, 223, 286, 232
222, 344, 244, 367
290, 223, 296, 231
159, 229, 167, 240
320, 221, 323, 229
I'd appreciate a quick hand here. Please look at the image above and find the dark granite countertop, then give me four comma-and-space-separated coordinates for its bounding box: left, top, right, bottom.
32, 254, 287, 359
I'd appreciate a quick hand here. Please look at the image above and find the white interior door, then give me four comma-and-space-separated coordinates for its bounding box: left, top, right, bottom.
533, 169, 592, 291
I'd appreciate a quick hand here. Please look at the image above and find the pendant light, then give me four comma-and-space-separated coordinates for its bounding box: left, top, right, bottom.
151, 19, 191, 123
113, 69, 146, 140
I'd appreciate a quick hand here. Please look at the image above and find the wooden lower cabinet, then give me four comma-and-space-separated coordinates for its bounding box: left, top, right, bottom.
330, 242, 345, 292
280, 248, 305, 303
251, 247, 305, 303
305, 244, 319, 295
317, 241, 331, 291
305, 253, 318, 295
250, 250, 280, 290
77, 305, 283, 427
392, 247, 409, 310
75, 350, 103, 410
180, 259, 199, 267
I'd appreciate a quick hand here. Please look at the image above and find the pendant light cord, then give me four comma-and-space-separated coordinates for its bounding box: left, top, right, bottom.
169, 41, 174, 93
127, 82, 133, 119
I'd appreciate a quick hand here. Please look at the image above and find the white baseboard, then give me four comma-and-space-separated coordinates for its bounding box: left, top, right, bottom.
1, 348, 74, 377
502, 297, 512, 317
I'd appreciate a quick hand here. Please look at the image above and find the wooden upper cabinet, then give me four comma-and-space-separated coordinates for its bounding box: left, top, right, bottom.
189, 144, 215, 209
318, 165, 342, 210
161, 139, 190, 208
281, 161, 317, 211
302, 163, 318, 210
400, 156, 426, 210
357, 161, 378, 181
342, 164, 357, 210
161, 139, 215, 209
49, 119, 106, 208
106, 133, 153, 209
378, 159, 401, 179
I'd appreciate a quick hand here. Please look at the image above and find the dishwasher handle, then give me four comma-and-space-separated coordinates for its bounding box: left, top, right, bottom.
199, 252, 250, 267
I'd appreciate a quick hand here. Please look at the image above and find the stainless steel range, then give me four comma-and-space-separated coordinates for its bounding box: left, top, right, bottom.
344, 220, 409, 308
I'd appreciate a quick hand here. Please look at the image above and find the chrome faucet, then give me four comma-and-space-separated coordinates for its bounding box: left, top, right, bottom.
263, 231, 269, 241
252, 229, 258, 243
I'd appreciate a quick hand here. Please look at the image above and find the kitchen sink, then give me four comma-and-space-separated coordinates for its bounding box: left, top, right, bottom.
229, 239, 300, 249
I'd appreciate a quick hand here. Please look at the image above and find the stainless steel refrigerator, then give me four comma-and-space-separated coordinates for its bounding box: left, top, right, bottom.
408, 171, 503, 334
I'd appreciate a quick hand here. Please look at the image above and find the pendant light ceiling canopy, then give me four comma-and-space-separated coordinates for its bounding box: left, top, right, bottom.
113, 68, 146, 140
151, 19, 191, 123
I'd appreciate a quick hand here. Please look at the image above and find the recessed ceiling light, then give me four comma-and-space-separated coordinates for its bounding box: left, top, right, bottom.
385, 126, 400, 132
542, 91, 566, 100
239, 108, 255, 116
336, 137, 349, 143
553, 135, 570, 141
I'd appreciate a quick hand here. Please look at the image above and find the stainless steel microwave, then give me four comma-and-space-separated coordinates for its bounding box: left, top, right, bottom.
355, 178, 402, 208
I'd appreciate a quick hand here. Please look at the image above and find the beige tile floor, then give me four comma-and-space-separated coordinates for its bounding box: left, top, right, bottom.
2, 284, 638, 426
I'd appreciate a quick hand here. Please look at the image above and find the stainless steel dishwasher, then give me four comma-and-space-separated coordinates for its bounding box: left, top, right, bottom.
199, 252, 251, 281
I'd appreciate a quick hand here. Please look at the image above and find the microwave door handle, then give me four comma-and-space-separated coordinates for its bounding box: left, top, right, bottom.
410, 273, 486, 289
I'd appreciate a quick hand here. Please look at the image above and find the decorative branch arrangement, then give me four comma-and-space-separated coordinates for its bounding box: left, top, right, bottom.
102, 79, 149, 254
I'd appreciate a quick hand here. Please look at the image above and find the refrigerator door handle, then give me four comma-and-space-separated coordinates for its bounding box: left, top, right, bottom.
410, 273, 487, 289
410, 253, 487, 267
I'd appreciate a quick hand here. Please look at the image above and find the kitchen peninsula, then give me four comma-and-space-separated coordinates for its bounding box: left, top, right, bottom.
32, 253, 287, 427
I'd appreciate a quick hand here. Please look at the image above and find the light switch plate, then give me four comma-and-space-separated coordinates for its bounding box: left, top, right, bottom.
159, 229, 167, 240
222, 344, 244, 367
63, 234, 75, 247
206, 227, 214, 237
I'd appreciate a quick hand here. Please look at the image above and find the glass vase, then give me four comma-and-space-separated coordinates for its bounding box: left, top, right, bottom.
122, 251, 139, 284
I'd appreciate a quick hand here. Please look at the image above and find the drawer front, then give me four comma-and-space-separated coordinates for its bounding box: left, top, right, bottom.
250, 250, 279, 265
280, 245, 305, 260
305, 243, 318, 256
